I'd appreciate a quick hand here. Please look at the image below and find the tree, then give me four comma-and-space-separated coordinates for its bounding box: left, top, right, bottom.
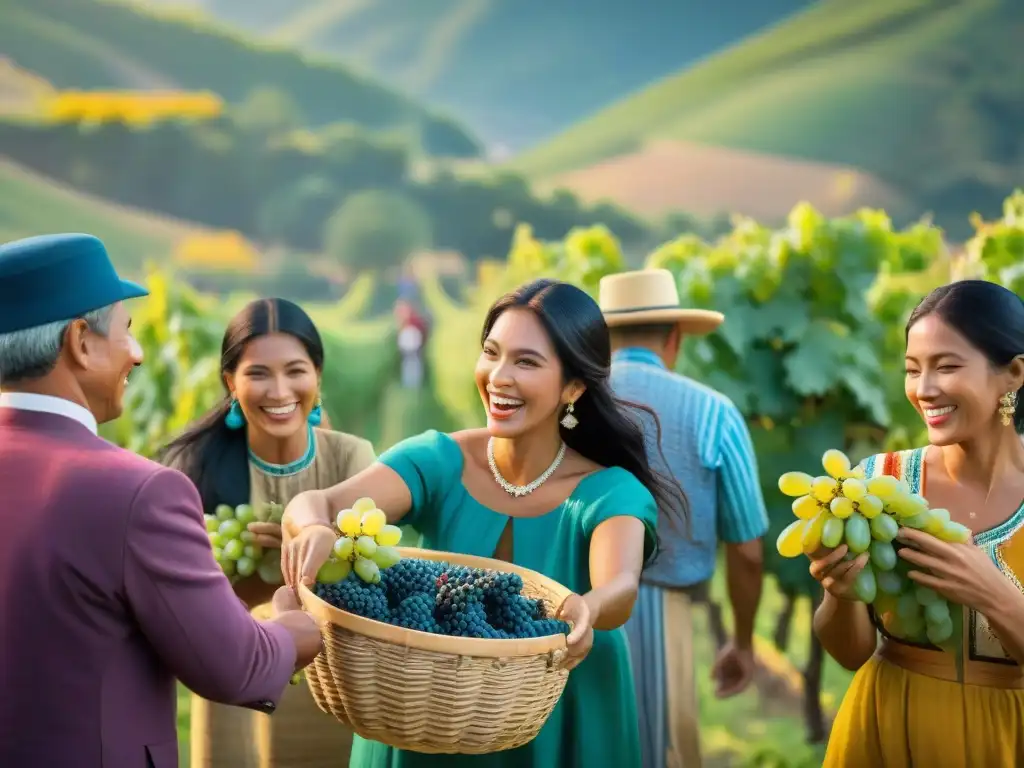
323, 190, 433, 272
232, 86, 305, 137
419, 113, 483, 158
257, 175, 341, 249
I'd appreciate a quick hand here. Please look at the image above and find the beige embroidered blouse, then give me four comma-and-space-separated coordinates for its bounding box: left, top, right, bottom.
248, 427, 376, 509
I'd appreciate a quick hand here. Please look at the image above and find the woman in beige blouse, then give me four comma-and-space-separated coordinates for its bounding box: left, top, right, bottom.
160, 297, 375, 768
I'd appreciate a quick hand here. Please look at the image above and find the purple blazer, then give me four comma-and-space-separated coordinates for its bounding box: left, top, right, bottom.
0, 409, 297, 767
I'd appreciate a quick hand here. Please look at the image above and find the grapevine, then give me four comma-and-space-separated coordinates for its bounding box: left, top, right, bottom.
642, 202, 954, 743
963, 188, 1024, 296
776, 448, 970, 647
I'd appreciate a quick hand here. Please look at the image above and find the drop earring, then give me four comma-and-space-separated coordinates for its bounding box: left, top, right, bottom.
308, 396, 323, 426
560, 401, 578, 430
225, 398, 245, 430
999, 391, 1017, 427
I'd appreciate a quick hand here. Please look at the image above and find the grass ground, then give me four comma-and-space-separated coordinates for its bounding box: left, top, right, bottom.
0, 60, 55, 115
173, 567, 853, 767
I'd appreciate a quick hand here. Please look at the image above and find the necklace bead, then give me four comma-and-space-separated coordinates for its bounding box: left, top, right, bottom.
249, 424, 316, 477
487, 437, 566, 497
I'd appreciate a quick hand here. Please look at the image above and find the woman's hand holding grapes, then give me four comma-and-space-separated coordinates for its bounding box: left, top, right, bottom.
246, 522, 283, 548
809, 544, 869, 600
281, 523, 336, 589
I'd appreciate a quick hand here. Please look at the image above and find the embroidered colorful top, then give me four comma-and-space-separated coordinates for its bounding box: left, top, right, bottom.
862, 447, 1024, 680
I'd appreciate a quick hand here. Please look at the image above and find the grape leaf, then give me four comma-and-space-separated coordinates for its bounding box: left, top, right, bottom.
746, 347, 800, 418
783, 320, 846, 396
840, 366, 890, 425
751, 290, 810, 343
842, 270, 879, 323
711, 276, 753, 356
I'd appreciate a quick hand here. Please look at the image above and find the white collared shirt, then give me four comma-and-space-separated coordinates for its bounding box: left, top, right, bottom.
0, 391, 98, 435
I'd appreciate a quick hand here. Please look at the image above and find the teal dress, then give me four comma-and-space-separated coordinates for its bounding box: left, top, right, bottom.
349, 430, 658, 768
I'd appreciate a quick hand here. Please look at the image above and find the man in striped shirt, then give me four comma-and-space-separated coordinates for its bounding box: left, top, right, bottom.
600, 269, 769, 768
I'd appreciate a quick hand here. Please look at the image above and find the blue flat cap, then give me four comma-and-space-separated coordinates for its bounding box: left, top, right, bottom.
0, 233, 148, 334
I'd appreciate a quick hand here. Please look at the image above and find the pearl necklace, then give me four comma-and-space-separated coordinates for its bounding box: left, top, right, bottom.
487, 437, 566, 498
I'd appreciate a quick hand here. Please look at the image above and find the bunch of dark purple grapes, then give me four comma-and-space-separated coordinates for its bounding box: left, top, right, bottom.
313, 557, 570, 639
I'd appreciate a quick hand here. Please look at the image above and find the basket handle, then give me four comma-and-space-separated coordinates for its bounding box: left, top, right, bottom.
546, 648, 569, 669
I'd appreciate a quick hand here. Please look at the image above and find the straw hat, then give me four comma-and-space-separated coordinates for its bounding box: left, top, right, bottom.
598, 268, 723, 334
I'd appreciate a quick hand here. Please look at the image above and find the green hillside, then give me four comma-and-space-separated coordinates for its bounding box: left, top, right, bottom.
509, 0, 1023, 232
146, 0, 814, 149
0, 0, 480, 156
0, 159, 202, 275
0, 61, 55, 116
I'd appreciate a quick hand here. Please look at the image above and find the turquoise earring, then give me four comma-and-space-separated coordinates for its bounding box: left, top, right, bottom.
308, 396, 323, 427
225, 398, 245, 430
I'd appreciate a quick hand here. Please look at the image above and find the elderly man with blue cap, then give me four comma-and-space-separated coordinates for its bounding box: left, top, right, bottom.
0, 234, 324, 768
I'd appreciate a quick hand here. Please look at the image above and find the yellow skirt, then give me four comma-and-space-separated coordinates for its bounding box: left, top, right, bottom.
823, 655, 1024, 766
190, 602, 354, 767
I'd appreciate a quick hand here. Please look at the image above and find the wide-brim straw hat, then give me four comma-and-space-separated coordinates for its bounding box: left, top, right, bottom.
598, 268, 723, 335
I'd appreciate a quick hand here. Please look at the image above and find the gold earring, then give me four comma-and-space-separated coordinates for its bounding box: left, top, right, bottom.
560, 401, 578, 430
999, 391, 1017, 426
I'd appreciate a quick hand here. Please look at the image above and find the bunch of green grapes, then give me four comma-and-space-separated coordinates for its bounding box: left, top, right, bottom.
205, 502, 285, 585
316, 496, 403, 585
775, 449, 972, 646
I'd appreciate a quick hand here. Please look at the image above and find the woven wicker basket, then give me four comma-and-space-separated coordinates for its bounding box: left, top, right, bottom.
297, 547, 573, 754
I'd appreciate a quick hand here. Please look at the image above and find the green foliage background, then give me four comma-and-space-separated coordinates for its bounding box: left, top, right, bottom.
83, 190, 1023, 768
109, 189, 1023, 597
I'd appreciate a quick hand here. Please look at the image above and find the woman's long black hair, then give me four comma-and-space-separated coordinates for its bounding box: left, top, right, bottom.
482, 279, 690, 561
158, 298, 327, 514
906, 279, 1024, 433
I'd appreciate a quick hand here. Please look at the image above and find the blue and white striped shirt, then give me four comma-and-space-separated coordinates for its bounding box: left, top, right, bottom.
610, 347, 768, 588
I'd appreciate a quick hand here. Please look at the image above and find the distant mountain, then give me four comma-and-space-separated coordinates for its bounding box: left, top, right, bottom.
510, 0, 1024, 236
139, 0, 815, 151
0, 0, 481, 156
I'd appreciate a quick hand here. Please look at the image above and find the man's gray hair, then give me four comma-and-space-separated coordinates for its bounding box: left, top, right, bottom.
0, 305, 115, 385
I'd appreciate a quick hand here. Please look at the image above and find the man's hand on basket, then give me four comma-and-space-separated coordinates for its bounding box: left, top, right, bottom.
271, 584, 303, 614
281, 524, 336, 590
557, 594, 594, 670
269, 585, 323, 670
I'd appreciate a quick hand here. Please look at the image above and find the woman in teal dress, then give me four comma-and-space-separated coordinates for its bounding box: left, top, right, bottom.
282, 278, 689, 768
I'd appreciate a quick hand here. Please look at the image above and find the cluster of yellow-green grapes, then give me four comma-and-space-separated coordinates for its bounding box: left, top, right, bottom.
316, 497, 403, 584
775, 449, 971, 645
205, 502, 304, 684
205, 502, 284, 584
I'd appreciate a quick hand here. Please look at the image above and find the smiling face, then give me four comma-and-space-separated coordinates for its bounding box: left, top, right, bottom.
74, 302, 144, 423
226, 332, 319, 440
905, 313, 1021, 445
474, 308, 580, 438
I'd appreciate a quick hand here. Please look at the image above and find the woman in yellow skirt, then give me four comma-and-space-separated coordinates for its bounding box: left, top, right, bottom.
160, 298, 376, 767
810, 280, 1024, 766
